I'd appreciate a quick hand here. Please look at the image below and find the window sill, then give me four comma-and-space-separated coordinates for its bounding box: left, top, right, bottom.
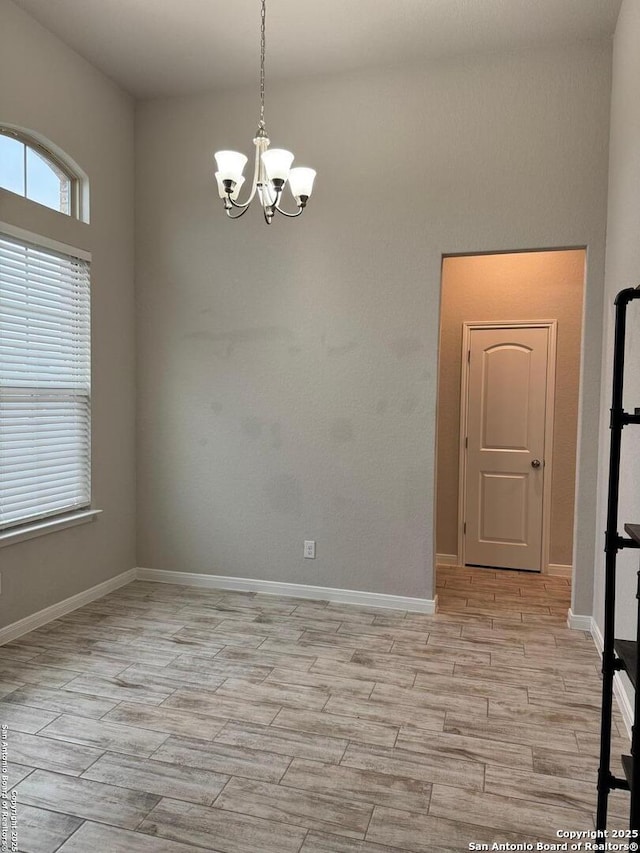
0, 509, 102, 549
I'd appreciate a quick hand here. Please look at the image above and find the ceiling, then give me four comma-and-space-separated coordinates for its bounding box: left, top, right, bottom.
12, 0, 622, 99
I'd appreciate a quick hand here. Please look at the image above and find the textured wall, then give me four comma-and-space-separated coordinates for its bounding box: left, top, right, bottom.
0, 0, 136, 626
436, 251, 585, 568
594, 0, 640, 643
136, 42, 610, 610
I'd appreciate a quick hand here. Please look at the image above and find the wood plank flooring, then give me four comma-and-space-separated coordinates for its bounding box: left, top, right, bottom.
0, 566, 630, 852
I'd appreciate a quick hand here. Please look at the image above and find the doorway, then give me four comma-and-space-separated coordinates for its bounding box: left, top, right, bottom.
435, 249, 585, 576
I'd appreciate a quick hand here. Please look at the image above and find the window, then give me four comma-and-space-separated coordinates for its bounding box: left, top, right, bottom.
0, 230, 91, 531
0, 129, 77, 216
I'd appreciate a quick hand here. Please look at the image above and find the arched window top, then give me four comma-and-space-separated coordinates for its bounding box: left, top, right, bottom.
0, 127, 87, 221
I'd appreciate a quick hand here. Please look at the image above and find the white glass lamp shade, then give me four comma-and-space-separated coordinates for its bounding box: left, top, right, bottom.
215, 172, 245, 200
288, 167, 316, 200
261, 148, 294, 182
214, 150, 248, 183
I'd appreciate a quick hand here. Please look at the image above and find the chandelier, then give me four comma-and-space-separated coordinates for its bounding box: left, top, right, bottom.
214, 0, 316, 225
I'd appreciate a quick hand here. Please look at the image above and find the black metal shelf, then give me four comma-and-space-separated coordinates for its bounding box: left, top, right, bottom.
615, 640, 638, 689
620, 414, 640, 426
626, 524, 640, 546
597, 286, 640, 833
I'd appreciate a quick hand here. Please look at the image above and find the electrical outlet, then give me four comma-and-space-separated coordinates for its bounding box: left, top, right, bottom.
303, 540, 316, 559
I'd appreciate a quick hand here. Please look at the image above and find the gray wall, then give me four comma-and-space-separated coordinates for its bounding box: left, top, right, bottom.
0, 0, 136, 626
594, 0, 640, 643
136, 42, 611, 608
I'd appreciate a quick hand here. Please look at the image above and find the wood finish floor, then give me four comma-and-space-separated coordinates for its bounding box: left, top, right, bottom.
0, 566, 630, 852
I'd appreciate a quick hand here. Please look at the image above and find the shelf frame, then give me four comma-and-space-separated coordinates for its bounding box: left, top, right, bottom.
596, 287, 640, 832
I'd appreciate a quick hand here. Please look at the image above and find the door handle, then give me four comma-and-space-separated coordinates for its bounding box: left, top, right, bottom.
531, 459, 541, 469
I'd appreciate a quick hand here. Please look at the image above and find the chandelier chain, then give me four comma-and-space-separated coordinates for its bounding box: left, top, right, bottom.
259, 0, 266, 129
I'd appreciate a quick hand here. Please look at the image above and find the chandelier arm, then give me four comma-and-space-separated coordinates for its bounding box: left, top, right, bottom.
274, 204, 304, 218
228, 192, 254, 210
225, 204, 251, 220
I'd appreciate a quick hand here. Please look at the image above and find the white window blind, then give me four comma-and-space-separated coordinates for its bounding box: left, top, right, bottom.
0, 232, 91, 531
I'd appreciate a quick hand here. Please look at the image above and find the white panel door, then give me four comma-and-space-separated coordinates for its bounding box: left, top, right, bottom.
463, 326, 550, 572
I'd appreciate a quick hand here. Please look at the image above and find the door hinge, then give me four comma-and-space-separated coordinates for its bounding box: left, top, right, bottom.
467, 350, 471, 363
463, 521, 467, 534
465, 436, 468, 449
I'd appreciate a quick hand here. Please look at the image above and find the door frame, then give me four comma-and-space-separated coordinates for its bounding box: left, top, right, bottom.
457, 320, 558, 573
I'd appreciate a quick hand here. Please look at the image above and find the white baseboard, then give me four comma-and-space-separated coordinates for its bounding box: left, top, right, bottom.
567, 609, 592, 631
0, 568, 136, 646
547, 563, 573, 578
589, 618, 604, 653
614, 679, 634, 742
435, 554, 460, 567
136, 568, 437, 614
590, 617, 632, 740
